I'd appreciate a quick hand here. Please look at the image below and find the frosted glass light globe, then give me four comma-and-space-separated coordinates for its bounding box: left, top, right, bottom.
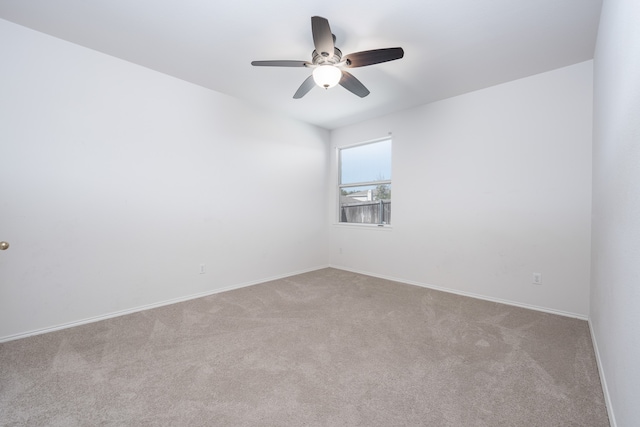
312, 65, 342, 89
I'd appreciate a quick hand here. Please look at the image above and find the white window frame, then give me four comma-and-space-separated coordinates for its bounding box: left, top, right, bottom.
337, 137, 392, 227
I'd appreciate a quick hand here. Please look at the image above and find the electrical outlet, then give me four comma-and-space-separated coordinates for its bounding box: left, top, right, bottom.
532, 272, 542, 285
199, 264, 206, 274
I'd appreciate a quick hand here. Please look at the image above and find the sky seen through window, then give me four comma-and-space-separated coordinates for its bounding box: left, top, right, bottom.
340, 139, 391, 185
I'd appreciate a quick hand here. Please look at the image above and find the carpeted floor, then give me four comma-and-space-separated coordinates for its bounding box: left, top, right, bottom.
0, 268, 609, 426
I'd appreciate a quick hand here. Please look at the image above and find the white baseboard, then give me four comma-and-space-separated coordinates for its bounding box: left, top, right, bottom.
588, 319, 616, 427
1, 264, 588, 342
329, 265, 588, 320
0, 264, 330, 343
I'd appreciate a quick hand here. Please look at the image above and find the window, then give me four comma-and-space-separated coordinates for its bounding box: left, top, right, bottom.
338, 138, 392, 225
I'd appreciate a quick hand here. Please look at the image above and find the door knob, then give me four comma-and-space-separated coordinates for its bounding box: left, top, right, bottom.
0, 241, 9, 250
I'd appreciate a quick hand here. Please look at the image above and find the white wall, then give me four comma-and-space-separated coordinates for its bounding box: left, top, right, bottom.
330, 61, 593, 317
0, 19, 330, 341
590, 0, 640, 425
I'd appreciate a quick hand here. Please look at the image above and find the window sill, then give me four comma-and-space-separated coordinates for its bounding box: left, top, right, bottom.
333, 223, 393, 230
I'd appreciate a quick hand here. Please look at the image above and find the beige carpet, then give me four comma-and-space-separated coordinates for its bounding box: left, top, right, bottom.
0, 268, 609, 426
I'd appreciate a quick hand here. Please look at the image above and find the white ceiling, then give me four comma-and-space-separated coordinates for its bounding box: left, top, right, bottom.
0, 0, 602, 130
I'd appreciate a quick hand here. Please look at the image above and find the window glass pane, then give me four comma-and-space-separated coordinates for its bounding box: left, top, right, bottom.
340, 184, 391, 224
340, 139, 392, 184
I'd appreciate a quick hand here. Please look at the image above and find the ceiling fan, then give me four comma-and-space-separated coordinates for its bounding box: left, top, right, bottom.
251, 16, 404, 99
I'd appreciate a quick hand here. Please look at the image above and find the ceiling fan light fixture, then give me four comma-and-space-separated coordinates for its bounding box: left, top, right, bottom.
312, 65, 342, 89
251, 17, 404, 98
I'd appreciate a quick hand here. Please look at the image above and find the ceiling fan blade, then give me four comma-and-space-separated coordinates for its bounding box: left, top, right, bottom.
339, 71, 370, 98
343, 47, 405, 68
293, 75, 316, 99
251, 60, 310, 67
311, 16, 334, 58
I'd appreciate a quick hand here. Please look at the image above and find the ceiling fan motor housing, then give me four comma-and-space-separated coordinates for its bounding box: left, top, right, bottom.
312, 45, 342, 66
